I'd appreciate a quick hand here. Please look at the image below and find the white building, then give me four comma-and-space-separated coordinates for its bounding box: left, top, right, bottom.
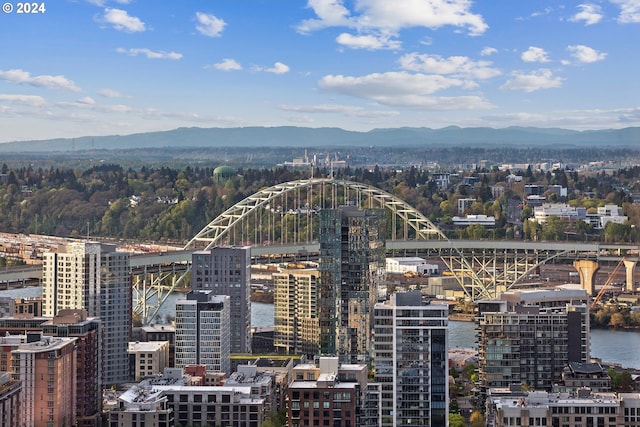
487, 389, 640, 427
175, 292, 230, 374
457, 198, 476, 215
373, 291, 449, 427
42, 241, 131, 385
532, 203, 586, 223
386, 257, 439, 275
452, 215, 496, 227
598, 204, 628, 228
128, 341, 170, 381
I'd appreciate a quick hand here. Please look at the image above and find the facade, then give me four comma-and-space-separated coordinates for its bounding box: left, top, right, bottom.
385, 257, 439, 275
458, 197, 476, 214
288, 357, 369, 427
373, 291, 449, 427
128, 341, 170, 381
487, 389, 640, 427
41, 309, 103, 427
318, 206, 386, 363
273, 268, 320, 356
553, 362, 611, 393
0, 372, 21, 427
42, 241, 131, 385
11, 335, 77, 427
191, 246, 252, 354
140, 324, 176, 367
175, 292, 231, 374
477, 287, 590, 391
452, 214, 496, 227
531, 203, 587, 223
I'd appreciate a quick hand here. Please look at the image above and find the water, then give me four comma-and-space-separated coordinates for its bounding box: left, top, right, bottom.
4, 287, 639, 368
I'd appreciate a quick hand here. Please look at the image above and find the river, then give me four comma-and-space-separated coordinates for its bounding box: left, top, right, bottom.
4, 287, 639, 369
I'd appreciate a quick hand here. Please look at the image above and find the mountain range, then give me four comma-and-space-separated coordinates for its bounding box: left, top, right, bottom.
1, 126, 638, 153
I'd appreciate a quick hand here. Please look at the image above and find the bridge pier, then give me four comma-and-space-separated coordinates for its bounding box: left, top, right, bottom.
624, 259, 637, 292
573, 260, 599, 295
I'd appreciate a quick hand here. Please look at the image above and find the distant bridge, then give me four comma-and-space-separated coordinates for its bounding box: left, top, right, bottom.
1, 178, 637, 323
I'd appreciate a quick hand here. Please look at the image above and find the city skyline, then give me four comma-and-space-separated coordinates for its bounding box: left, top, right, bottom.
1, 0, 639, 143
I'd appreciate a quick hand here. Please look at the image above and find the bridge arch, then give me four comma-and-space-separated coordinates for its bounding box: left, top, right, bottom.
183, 178, 447, 251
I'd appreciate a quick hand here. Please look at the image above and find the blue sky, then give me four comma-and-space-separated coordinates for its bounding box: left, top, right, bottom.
1, 0, 639, 143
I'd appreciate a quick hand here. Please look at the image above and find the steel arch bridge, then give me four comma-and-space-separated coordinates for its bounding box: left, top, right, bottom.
135, 178, 450, 323
132, 178, 609, 324
184, 178, 447, 250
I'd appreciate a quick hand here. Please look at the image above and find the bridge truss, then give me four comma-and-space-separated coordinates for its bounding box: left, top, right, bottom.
132, 178, 613, 324
134, 178, 448, 324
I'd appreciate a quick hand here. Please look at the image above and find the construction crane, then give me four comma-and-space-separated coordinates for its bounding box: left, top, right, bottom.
590, 258, 625, 309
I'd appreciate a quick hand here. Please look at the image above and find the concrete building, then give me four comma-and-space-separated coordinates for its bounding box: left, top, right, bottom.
41, 309, 102, 427
273, 268, 320, 356
42, 241, 131, 385
125, 368, 271, 427
0, 371, 21, 427
386, 257, 439, 275
477, 287, 590, 391
531, 203, 586, 223
486, 389, 640, 427
11, 334, 77, 427
140, 323, 175, 367
553, 362, 611, 393
452, 214, 496, 227
191, 246, 252, 354
318, 206, 386, 363
288, 357, 369, 427
458, 197, 476, 215
373, 291, 449, 427
128, 341, 170, 381
175, 292, 231, 374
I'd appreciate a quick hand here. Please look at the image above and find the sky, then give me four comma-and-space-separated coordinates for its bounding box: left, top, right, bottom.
0, 0, 639, 143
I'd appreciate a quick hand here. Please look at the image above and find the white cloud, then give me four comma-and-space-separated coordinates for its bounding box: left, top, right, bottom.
297, 0, 488, 37
99, 88, 124, 98
317, 71, 494, 110
336, 33, 401, 50
567, 44, 607, 63
500, 69, 564, 92
212, 59, 242, 71
569, 4, 603, 25
399, 53, 501, 80
77, 96, 96, 105
296, 0, 353, 33
480, 47, 497, 56
609, 0, 640, 23
99, 8, 145, 32
0, 69, 81, 92
116, 48, 183, 60
521, 46, 550, 63
263, 62, 290, 74
195, 12, 226, 37
279, 103, 399, 118
0, 94, 47, 107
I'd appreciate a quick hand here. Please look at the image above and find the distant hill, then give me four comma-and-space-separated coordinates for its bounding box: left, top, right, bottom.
1, 126, 639, 153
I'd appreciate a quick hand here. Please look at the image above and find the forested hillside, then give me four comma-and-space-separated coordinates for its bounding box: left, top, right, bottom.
1, 163, 640, 244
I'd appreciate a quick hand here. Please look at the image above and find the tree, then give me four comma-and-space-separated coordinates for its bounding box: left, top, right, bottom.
470, 409, 485, 427
449, 413, 466, 427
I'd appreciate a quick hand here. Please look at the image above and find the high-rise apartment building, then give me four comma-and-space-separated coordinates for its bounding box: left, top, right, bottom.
477, 286, 590, 391
41, 309, 103, 427
175, 291, 231, 374
0, 371, 21, 427
273, 268, 319, 356
191, 246, 251, 354
373, 291, 449, 427
318, 206, 386, 363
42, 241, 131, 385
11, 335, 77, 427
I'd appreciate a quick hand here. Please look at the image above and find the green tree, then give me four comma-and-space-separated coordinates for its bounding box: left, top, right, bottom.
449, 413, 466, 427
